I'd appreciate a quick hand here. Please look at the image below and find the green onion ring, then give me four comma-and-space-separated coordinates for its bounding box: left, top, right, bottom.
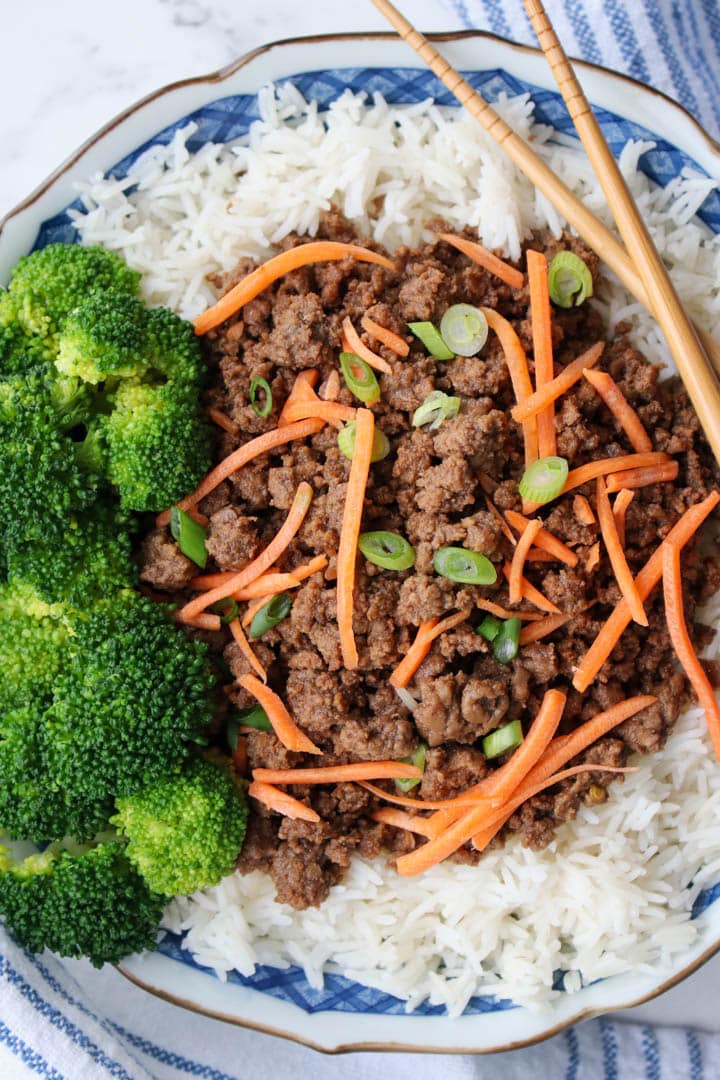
249, 376, 272, 417
433, 546, 497, 585
518, 456, 569, 505
548, 251, 593, 308
337, 421, 390, 462
412, 391, 461, 430
476, 614, 502, 642
492, 616, 522, 664
170, 506, 208, 569
249, 592, 293, 639
340, 352, 380, 405
210, 597, 240, 625
358, 531, 415, 571
439, 304, 488, 357
482, 719, 523, 759
407, 321, 455, 360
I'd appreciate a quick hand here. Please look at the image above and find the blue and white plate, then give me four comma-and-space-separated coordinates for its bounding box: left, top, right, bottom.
2, 30, 719, 1054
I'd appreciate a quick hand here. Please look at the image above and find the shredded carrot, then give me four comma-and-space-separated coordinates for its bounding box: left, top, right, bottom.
573, 494, 596, 526
173, 612, 222, 632
242, 594, 272, 629
585, 542, 601, 572
389, 608, 472, 689
157, 418, 324, 527
371, 808, 437, 839
194, 242, 395, 335
239, 673, 321, 755
505, 509, 578, 568
187, 508, 210, 527
475, 598, 543, 621
252, 761, 424, 785
342, 316, 393, 374
207, 406, 240, 435
613, 489, 634, 548
248, 780, 321, 823
483, 307, 538, 471
519, 612, 571, 645
573, 491, 720, 692
527, 250, 557, 458
605, 461, 679, 493
526, 548, 557, 563
357, 781, 492, 811
663, 543, 720, 761
229, 619, 267, 682
320, 369, 341, 401
511, 342, 605, 423
233, 573, 301, 601
596, 475, 647, 625
178, 482, 314, 622
439, 232, 524, 290
484, 494, 517, 546
508, 517, 542, 603
278, 370, 320, 427
360, 314, 409, 357
502, 563, 561, 614
282, 399, 356, 425
337, 408, 375, 670
290, 554, 328, 582
522, 452, 674, 516
189, 572, 236, 592
583, 367, 652, 453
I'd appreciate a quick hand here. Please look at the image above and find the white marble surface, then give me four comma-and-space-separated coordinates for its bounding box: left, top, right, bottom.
0, 0, 718, 1046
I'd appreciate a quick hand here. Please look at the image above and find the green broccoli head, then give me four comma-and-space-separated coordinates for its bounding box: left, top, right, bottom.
0, 369, 98, 546
56, 292, 150, 385
44, 592, 217, 801
111, 756, 248, 897
0, 703, 113, 844
6, 500, 138, 606
103, 379, 212, 512
0, 580, 74, 703
0, 841, 163, 966
144, 305, 205, 387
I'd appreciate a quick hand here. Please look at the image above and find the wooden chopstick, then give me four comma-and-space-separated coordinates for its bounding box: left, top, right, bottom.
521, 0, 720, 462
370, 0, 720, 382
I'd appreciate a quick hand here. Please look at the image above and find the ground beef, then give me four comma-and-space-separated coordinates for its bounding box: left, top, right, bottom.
149, 213, 720, 908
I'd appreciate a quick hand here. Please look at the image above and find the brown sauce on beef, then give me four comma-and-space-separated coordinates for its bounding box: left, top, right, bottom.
139, 213, 720, 909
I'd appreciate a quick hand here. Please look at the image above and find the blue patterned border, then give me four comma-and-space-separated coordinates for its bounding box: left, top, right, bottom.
29, 63, 720, 1017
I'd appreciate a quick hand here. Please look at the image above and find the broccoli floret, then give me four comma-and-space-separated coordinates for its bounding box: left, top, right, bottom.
144, 305, 205, 387
44, 593, 216, 801
0, 369, 98, 545
0, 704, 113, 843
0, 580, 74, 702
6, 500, 138, 605
111, 756, 248, 897
0, 841, 163, 966
103, 379, 212, 512
56, 292, 150, 385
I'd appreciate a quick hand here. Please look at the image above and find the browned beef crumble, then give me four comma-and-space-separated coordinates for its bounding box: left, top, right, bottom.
139, 212, 720, 909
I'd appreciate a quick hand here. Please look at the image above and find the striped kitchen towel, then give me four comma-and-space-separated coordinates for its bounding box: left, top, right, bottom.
442, 0, 720, 138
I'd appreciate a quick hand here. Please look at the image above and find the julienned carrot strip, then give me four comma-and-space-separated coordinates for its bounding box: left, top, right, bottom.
337, 408, 375, 670
518, 612, 571, 645
252, 761, 424, 784
475, 598, 543, 622
173, 612, 222, 632
439, 232, 525, 290
248, 780, 321, 823
527, 250, 557, 458
505, 509, 578, 568
389, 608, 473, 688
613, 489, 634, 548
511, 342, 605, 423
573, 491, 720, 692
482, 307, 538, 469
278, 370, 320, 427
371, 808, 437, 839
342, 316, 393, 374
233, 573, 301, 601
190, 572, 236, 591
662, 543, 720, 761
282, 400, 357, 425
240, 673, 322, 755
583, 367, 652, 453
229, 619, 267, 682
483, 494, 518, 546
360, 314, 410, 357
574, 494, 596, 525
502, 564, 561, 614
396, 689, 567, 874
585, 542, 601, 572
522, 453, 674, 516
156, 418, 324, 526
508, 517, 542, 603
605, 462, 679, 493
290, 554, 329, 582
357, 780, 494, 811
242, 595, 271, 629
596, 476, 647, 626
194, 242, 395, 335
527, 548, 557, 563
179, 482, 314, 622
207, 407, 240, 435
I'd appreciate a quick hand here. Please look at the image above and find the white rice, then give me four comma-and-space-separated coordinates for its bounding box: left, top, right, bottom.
72, 85, 720, 1013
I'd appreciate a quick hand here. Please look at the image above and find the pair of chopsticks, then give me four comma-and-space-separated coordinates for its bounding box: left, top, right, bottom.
371, 0, 720, 465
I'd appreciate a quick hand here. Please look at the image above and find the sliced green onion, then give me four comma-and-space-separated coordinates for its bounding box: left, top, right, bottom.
340, 352, 380, 404
476, 614, 502, 642
249, 593, 293, 639
439, 304, 488, 357
337, 421, 390, 462
249, 376, 272, 417
358, 531, 415, 571
226, 706, 273, 750
210, 597, 240, 625
170, 506, 208, 569
518, 456, 569, 505
493, 616, 522, 664
412, 390, 461, 430
548, 251, 593, 308
396, 743, 428, 793
433, 546, 497, 585
407, 321, 454, 360
482, 719, 523, 759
